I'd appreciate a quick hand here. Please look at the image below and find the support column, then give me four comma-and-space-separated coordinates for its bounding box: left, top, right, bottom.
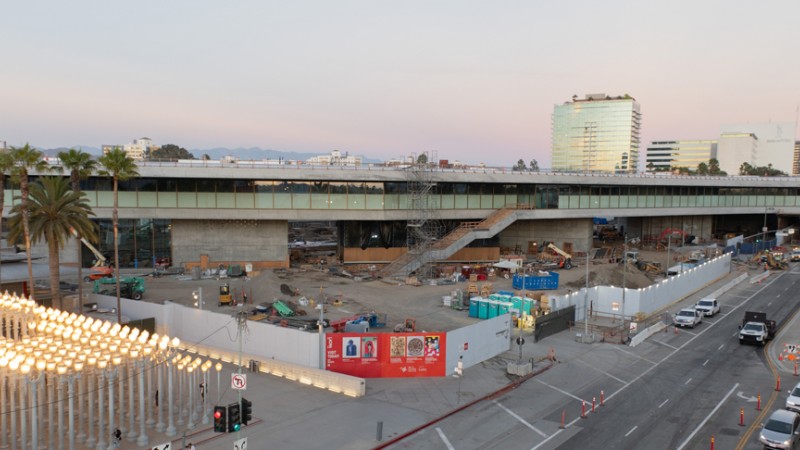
127, 361, 136, 441
165, 361, 176, 437
155, 362, 165, 432
85, 371, 96, 449
1, 374, 7, 450
95, 371, 106, 450
136, 359, 149, 447
146, 359, 155, 428
76, 373, 85, 443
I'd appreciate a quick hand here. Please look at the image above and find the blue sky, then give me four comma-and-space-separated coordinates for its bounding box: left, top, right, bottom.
2, 1, 798, 167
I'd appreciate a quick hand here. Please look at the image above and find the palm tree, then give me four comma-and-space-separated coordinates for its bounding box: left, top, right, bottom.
58, 148, 98, 314
0, 149, 14, 286
6, 177, 97, 309
98, 148, 139, 323
9, 143, 49, 293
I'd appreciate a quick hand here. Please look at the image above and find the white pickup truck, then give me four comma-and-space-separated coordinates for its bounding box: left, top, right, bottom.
695, 298, 720, 317
674, 308, 703, 328
739, 311, 776, 346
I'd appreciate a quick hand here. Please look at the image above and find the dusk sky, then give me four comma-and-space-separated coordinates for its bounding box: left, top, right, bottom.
2, 1, 799, 168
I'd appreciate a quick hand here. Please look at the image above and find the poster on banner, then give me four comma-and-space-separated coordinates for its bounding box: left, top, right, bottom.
326, 332, 446, 378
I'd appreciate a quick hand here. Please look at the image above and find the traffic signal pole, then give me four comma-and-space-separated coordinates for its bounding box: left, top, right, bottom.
235, 310, 247, 439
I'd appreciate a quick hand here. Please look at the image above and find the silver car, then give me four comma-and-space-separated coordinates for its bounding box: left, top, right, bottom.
787, 382, 800, 413
674, 308, 702, 328
760, 409, 800, 449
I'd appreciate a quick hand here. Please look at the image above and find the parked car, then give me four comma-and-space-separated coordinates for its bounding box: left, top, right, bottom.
674, 308, 703, 328
695, 298, 720, 317
786, 381, 800, 413
759, 409, 800, 449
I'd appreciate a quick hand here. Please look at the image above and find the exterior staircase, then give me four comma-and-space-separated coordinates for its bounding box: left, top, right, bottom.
379, 208, 519, 278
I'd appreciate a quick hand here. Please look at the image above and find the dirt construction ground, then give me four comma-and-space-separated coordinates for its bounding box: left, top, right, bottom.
114, 244, 743, 333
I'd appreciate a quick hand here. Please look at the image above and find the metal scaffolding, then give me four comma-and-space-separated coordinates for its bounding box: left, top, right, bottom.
405, 151, 443, 280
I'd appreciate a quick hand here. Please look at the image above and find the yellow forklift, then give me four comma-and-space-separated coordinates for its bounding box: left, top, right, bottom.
219, 283, 232, 306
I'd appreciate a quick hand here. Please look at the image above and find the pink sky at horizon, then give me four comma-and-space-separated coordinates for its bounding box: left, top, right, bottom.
2, 1, 798, 168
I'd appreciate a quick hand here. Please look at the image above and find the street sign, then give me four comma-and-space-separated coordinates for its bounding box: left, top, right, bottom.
231, 373, 247, 390
151, 443, 170, 450
234, 437, 247, 450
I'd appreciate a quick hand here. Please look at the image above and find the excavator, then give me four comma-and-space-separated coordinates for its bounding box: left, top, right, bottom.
546, 243, 573, 270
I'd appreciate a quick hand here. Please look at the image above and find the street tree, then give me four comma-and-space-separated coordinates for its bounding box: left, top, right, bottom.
98, 147, 139, 323
58, 148, 98, 313
6, 177, 96, 309
150, 144, 194, 161
529, 159, 539, 172
513, 159, 527, 171
9, 143, 50, 291
0, 150, 13, 285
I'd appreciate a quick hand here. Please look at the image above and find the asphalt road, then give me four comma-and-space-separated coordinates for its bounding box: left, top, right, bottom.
388, 267, 800, 450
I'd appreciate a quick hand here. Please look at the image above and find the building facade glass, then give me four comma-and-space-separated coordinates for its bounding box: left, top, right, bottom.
646, 140, 718, 172
551, 94, 641, 173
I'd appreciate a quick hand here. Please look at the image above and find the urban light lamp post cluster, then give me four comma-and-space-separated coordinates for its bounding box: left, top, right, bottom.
0, 291, 223, 450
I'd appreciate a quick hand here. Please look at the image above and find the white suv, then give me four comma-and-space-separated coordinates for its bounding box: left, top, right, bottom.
674, 308, 702, 328
695, 298, 720, 317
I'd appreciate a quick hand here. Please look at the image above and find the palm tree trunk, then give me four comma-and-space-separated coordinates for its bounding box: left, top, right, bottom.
21, 176, 34, 295
48, 237, 62, 309
114, 176, 121, 323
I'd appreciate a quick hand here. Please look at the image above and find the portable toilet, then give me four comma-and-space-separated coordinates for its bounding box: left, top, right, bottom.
498, 301, 510, 316
469, 297, 480, 318
487, 300, 499, 319
478, 298, 489, 319
522, 297, 533, 315
510, 296, 522, 314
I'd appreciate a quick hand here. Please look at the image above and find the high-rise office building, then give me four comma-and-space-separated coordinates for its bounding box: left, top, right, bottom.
793, 141, 800, 175
551, 93, 641, 173
718, 122, 794, 173
716, 132, 757, 175
645, 140, 717, 172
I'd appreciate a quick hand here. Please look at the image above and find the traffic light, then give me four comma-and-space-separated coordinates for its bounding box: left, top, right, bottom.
227, 402, 241, 432
241, 397, 252, 425
213, 406, 227, 433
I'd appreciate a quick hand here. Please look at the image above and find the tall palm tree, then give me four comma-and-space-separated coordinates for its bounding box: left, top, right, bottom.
98, 148, 139, 323
58, 148, 98, 314
0, 149, 14, 286
9, 144, 49, 294
6, 177, 97, 309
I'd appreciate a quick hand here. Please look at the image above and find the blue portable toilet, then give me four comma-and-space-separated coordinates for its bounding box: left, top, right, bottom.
478, 298, 489, 319
487, 300, 499, 319
498, 301, 510, 315
469, 297, 480, 318
511, 296, 522, 313
522, 297, 533, 315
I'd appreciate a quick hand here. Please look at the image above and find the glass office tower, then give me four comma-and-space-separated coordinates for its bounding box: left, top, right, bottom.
551, 93, 641, 173
645, 140, 718, 172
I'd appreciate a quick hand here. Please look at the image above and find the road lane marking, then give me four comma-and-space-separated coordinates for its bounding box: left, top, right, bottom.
685, 377, 692, 385
679, 329, 698, 336
436, 427, 455, 450
658, 399, 669, 408
768, 302, 773, 306
703, 359, 709, 366
676, 383, 739, 450
494, 400, 548, 438
536, 379, 585, 403
625, 426, 637, 437
651, 339, 678, 350
535, 276, 779, 450
609, 345, 656, 364
576, 359, 628, 384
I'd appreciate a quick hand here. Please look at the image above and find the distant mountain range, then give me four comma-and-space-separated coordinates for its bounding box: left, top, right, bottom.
38, 145, 382, 163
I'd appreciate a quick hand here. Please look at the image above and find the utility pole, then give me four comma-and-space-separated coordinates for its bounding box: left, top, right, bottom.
621, 234, 627, 342
317, 304, 325, 369
584, 247, 590, 343
234, 310, 247, 440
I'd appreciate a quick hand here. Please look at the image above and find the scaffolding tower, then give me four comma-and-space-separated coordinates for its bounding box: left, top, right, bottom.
405, 151, 443, 279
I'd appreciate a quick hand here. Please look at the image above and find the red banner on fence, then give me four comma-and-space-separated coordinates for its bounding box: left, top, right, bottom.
326, 332, 446, 378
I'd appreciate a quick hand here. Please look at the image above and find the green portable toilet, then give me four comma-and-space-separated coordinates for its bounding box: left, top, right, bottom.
511, 296, 523, 314
487, 300, 499, 319
498, 301, 511, 315
522, 297, 533, 315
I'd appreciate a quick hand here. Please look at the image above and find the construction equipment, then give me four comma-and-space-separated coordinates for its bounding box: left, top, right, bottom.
546, 243, 573, 269
92, 277, 145, 300
394, 318, 416, 333
219, 283, 232, 306
71, 227, 109, 269
83, 266, 114, 283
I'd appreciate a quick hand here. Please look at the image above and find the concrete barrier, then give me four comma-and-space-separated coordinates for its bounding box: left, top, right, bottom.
178, 341, 366, 397
630, 322, 667, 347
